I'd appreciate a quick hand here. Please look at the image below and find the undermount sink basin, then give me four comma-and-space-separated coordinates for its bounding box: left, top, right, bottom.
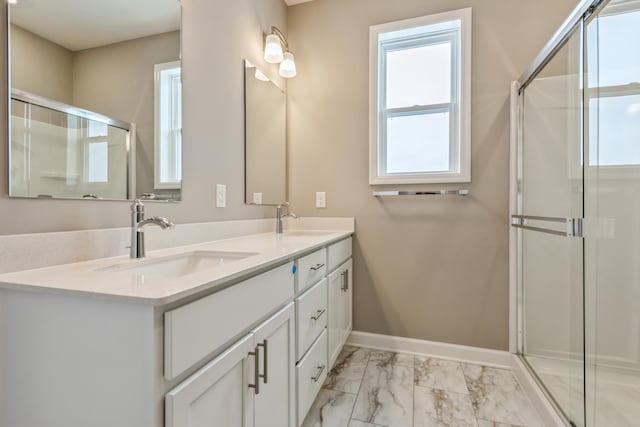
283, 230, 334, 237
97, 250, 259, 278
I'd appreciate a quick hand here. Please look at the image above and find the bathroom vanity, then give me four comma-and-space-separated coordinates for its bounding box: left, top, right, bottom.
0, 229, 353, 427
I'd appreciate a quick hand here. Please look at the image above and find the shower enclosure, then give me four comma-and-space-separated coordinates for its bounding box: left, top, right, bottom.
512, 0, 640, 426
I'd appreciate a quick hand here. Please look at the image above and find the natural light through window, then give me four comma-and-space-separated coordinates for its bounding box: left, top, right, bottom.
588, 7, 640, 167
387, 112, 450, 173
86, 141, 108, 183
370, 9, 471, 185
386, 42, 451, 108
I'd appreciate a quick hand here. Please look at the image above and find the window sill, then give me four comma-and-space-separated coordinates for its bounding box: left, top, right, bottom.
369, 172, 471, 185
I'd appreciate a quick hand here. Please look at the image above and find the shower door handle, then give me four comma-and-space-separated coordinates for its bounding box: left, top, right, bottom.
511, 215, 583, 238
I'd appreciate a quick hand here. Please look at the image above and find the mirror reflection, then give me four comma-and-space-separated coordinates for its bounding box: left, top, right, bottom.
244, 60, 287, 206
8, 0, 182, 201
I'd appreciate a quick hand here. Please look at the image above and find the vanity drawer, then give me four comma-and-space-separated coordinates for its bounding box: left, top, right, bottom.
295, 248, 327, 293
296, 278, 327, 361
296, 330, 328, 425
327, 237, 352, 272
164, 262, 294, 380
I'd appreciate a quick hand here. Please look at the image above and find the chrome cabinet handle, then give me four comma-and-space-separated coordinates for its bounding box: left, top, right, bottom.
258, 339, 268, 384
311, 365, 326, 382
341, 271, 349, 292
310, 263, 325, 271
310, 309, 326, 321
248, 346, 260, 394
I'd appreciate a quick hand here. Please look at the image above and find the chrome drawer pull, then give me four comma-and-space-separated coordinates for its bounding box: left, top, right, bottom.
311, 365, 326, 382
248, 346, 260, 394
341, 271, 348, 292
310, 309, 326, 321
310, 263, 325, 271
257, 339, 268, 384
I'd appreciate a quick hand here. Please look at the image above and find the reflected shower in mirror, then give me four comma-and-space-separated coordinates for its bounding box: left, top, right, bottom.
244, 60, 286, 206
8, 0, 182, 201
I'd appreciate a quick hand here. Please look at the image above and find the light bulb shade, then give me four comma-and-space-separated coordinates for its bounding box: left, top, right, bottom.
279, 52, 297, 78
264, 34, 284, 63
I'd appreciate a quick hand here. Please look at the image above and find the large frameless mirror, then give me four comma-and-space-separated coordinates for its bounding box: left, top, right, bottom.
244, 60, 287, 206
8, 0, 182, 201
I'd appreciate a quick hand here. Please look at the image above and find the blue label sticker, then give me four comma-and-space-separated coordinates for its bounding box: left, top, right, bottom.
292, 264, 297, 274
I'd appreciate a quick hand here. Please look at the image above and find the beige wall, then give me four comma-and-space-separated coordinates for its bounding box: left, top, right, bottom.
10, 24, 73, 104
287, 0, 578, 350
72, 31, 180, 198
0, 0, 287, 234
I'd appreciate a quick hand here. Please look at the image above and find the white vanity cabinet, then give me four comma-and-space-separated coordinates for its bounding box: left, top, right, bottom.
327, 238, 353, 368
166, 303, 295, 427
293, 238, 352, 426
165, 333, 255, 427
0, 232, 353, 427
253, 304, 296, 427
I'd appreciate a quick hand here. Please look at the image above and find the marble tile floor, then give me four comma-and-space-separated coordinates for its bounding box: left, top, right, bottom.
528, 355, 640, 427
302, 346, 544, 427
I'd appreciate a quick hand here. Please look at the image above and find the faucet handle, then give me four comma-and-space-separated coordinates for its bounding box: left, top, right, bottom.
131, 199, 144, 213
277, 202, 290, 209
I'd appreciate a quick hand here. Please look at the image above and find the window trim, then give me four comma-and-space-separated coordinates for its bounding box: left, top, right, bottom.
154, 60, 182, 190
369, 8, 472, 185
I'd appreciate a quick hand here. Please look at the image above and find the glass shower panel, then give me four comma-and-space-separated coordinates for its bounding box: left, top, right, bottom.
584, 1, 640, 425
10, 99, 129, 199
519, 27, 585, 426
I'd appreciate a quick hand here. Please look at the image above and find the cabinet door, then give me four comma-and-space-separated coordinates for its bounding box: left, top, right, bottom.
252, 303, 296, 427
327, 259, 353, 368
339, 259, 353, 348
166, 334, 255, 427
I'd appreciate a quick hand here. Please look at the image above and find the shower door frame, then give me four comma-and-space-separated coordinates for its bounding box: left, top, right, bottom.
510, 0, 609, 426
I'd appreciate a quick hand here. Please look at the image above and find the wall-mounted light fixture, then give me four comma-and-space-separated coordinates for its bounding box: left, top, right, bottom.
264, 26, 297, 79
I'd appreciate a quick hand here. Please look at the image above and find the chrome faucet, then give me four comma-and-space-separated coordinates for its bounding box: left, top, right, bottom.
130, 199, 175, 259
276, 203, 297, 234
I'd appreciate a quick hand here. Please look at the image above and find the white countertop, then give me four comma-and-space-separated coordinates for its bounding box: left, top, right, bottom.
0, 230, 353, 305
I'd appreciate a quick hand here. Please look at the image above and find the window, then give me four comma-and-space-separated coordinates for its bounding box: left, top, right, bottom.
83, 119, 110, 183
369, 9, 471, 184
85, 141, 108, 183
155, 61, 182, 189
586, 3, 640, 167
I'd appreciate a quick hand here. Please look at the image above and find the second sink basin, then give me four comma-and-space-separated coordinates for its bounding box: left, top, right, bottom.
98, 250, 259, 278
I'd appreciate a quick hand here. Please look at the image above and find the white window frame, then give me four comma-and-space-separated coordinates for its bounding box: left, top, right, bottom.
154, 61, 182, 190
82, 122, 109, 184
369, 8, 472, 185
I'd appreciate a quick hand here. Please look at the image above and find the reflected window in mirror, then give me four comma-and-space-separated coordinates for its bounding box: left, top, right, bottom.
155, 61, 182, 190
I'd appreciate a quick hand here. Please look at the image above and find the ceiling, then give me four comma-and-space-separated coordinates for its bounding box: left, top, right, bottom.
10, 0, 180, 51
284, 0, 314, 5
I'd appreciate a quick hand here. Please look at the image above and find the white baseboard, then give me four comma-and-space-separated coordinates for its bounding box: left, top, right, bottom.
511, 355, 568, 427
346, 331, 512, 369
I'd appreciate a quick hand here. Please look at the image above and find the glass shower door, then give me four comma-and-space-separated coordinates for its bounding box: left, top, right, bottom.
517, 25, 585, 427
584, 1, 640, 425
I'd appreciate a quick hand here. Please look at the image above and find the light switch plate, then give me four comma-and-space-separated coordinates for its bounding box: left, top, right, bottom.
316, 192, 326, 208
216, 184, 227, 208
253, 193, 263, 205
